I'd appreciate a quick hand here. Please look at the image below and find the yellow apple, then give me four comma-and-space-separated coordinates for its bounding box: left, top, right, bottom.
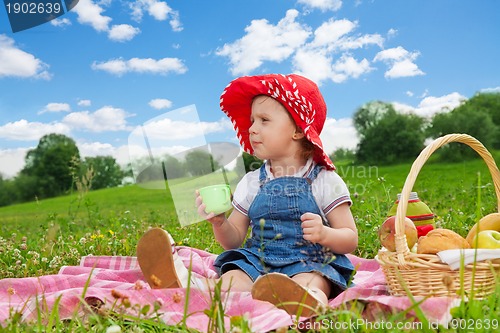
466, 213, 500, 246
378, 216, 418, 252
473, 230, 500, 249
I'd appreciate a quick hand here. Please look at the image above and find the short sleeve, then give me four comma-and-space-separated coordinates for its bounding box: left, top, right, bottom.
313, 169, 352, 215
231, 169, 260, 216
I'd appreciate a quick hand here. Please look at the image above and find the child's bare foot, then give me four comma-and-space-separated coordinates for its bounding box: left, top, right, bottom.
251, 273, 322, 317
137, 228, 189, 289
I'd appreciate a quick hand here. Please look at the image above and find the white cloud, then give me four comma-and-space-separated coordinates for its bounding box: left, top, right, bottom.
335, 33, 384, 51
297, 0, 343, 12
108, 24, 141, 42
320, 117, 359, 153
293, 49, 334, 84
420, 89, 429, 98
387, 28, 398, 39
374, 46, 409, 61
91, 57, 187, 76
78, 141, 117, 157
0, 34, 51, 80
480, 87, 500, 93
216, 9, 311, 75
0, 120, 70, 141
216, 13, 382, 84
72, 0, 143, 41
309, 19, 356, 48
308, 18, 383, 52
374, 46, 424, 78
0, 148, 30, 178
62, 106, 130, 132
78, 99, 92, 107
148, 1, 170, 20
51, 18, 72, 27
417, 93, 466, 116
73, 0, 112, 32
293, 50, 373, 84
331, 55, 372, 81
142, 118, 227, 141
149, 99, 173, 110
39, 102, 71, 114
393, 92, 466, 118
129, 0, 183, 31
168, 11, 183, 31
385, 59, 424, 79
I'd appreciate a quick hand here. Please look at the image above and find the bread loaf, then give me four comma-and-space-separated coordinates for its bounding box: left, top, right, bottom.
417, 228, 470, 254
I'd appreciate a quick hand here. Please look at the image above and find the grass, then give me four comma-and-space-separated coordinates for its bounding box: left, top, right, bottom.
0, 157, 499, 332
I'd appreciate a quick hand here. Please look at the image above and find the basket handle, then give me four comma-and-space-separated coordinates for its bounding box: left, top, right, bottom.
394, 133, 500, 266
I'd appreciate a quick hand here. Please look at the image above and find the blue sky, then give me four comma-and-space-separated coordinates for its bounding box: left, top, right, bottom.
0, 0, 499, 178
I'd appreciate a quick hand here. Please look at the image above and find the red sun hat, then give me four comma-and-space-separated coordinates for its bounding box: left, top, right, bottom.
220, 73, 335, 170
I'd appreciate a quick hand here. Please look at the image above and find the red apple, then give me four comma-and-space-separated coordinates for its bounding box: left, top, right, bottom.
378, 216, 418, 252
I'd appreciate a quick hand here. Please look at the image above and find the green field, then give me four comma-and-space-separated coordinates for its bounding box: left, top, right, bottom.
2, 157, 499, 269
1, 157, 499, 331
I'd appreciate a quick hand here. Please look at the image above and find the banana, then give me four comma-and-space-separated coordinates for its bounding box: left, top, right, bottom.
466, 212, 500, 246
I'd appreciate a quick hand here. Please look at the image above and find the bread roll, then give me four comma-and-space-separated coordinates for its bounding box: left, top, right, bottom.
417, 228, 470, 254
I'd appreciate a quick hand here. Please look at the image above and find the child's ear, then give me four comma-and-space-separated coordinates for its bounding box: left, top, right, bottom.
292, 127, 305, 140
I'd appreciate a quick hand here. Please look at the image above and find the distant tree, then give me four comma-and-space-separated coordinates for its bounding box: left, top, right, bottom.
443, 92, 500, 148
427, 107, 497, 161
0, 175, 11, 206
354, 102, 426, 164
21, 133, 80, 198
81, 156, 124, 190
133, 158, 165, 183
330, 148, 355, 163
184, 150, 221, 176
462, 92, 500, 125
10, 174, 38, 203
163, 155, 187, 179
353, 101, 391, 135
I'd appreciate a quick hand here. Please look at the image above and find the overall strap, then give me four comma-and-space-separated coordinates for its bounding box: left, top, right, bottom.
258, 163, 268, 184
305, 164, 324, 183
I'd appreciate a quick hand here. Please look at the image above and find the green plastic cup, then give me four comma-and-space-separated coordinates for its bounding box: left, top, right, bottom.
199, 184, 232, 215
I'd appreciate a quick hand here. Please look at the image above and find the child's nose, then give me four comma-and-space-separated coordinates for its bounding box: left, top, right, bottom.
249, 122, 257, 134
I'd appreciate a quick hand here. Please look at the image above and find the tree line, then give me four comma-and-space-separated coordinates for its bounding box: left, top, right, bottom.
0, 92, 498, 207
0, 137, 250, 207
353, 92, 500, 164
0, 134, 127, 207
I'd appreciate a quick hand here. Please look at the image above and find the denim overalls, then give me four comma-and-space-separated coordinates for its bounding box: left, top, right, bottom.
214, 164, 355, 292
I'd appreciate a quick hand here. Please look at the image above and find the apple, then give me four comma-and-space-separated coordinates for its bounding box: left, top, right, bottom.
472, 230, 500, 249
378, 216, 418, 252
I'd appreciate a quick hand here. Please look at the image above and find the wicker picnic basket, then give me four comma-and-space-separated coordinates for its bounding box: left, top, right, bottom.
376, 133, 500, 298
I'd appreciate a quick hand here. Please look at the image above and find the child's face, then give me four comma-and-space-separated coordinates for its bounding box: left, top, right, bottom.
249, 96, 301, 161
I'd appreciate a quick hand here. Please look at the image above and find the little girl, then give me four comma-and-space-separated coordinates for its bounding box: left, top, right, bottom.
137, 74, 358, 317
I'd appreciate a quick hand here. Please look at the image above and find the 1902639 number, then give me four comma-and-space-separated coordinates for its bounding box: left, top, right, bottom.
448, 318, 499, 330
5, 2, 62, 14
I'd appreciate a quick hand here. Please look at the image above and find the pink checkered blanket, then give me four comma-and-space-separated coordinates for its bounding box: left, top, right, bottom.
0, 247, 460, 332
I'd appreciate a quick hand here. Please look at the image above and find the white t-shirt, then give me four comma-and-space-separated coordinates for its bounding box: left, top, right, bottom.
232, 158, 351, 218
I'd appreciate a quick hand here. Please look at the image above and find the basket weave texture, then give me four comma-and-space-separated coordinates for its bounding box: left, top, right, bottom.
376, 134, 500, 298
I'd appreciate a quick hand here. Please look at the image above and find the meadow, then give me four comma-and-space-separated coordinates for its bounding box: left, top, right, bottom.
0, 155, 499, 332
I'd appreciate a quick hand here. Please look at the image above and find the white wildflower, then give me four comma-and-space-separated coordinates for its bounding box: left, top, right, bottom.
106, 325, 122, 333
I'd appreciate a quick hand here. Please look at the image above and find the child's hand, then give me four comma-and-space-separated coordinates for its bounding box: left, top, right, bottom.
301, 212, 325, 244
195, 190, 226, 227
